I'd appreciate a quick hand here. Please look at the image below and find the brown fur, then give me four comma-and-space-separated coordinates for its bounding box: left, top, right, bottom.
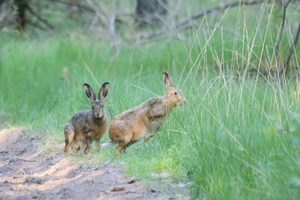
106, 71, 186, 154
64, 82, 110, 155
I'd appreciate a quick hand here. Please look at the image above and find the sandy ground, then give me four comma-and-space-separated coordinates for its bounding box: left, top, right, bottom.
0, 128, 188, 200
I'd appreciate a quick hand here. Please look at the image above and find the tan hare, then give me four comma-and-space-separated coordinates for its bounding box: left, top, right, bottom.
64, 82, 110, 155
102, 71, 186, 154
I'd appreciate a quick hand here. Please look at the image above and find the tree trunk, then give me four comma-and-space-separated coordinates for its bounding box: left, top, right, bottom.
15, 0, 28, 32
136, 0, 167, 27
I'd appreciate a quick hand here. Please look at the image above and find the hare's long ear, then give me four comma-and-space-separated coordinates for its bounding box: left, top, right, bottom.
83, 83, 96, 103
163, 71, 173, 88
98, 82, 110, 102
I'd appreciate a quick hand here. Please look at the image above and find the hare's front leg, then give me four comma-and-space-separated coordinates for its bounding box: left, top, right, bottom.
144, 125, 155, 142
95, 138, 101, 152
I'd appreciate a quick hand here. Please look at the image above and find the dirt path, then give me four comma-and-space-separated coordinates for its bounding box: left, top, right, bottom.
0, 128, 178, 200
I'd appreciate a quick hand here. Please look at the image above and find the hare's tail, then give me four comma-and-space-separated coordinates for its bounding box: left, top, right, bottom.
101, 140, 118, 147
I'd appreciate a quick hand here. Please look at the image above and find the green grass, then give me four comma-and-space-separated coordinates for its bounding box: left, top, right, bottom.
1, 4, 300, 199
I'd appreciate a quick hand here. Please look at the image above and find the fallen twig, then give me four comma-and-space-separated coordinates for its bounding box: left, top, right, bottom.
19, 168, 27, 175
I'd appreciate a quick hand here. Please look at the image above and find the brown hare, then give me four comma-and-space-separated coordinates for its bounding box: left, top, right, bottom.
64, 82, 110, 155
102, 71, 186, 154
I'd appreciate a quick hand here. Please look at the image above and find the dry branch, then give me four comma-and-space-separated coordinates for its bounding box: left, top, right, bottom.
136, 0, 272, 40
177, 0, 271, 29
278, 21, 300, 74
275, 0, 292, 70
274, 0, 300, 77
50, 0, 95, 13
27, 5, 54, 29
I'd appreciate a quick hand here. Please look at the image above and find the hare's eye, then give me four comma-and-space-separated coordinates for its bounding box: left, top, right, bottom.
174, 92, 177, 95
102, 105, 104, 108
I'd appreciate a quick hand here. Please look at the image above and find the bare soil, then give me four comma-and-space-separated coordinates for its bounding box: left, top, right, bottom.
0, 128, 186, 200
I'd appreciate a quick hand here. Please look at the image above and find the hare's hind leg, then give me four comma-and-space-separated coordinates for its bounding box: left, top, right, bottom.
64, 123, 75, 154
114, 135, 132, 155
121, 140, 137, 153
84, 138, 93, 154
114, 142, 126, 155
71, 132, 86, 154
71, 140, 86, 154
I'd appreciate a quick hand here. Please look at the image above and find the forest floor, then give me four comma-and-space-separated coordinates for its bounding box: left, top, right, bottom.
0, 128, 189, 200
